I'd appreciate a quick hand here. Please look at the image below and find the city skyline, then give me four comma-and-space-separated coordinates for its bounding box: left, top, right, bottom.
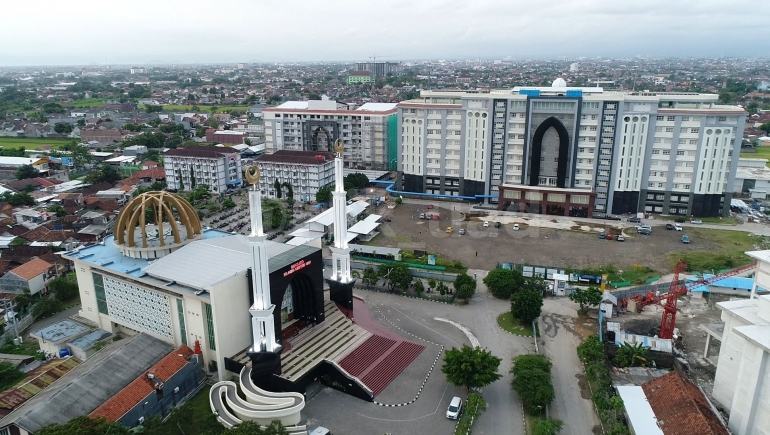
1, 0, 769, 66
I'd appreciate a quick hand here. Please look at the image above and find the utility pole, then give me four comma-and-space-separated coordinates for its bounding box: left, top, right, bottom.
1, 298, 19, 342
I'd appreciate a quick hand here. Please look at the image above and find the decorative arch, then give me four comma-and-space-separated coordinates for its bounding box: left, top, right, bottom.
529, 117, 570, 188
282, 273, 319, 324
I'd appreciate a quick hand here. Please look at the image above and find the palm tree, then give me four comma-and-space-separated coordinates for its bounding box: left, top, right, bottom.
614, 342, 651, 367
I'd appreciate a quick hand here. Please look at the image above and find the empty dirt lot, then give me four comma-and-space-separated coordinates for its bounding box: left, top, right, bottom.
371, 202, 756, 272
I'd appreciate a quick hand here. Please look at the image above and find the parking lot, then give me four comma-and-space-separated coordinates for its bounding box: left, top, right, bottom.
372, 202, 737, 272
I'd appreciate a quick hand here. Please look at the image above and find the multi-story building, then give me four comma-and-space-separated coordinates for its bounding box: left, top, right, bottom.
348, 71, 373, 85
253, 150, 335, 202
205, 129, 248, 144
397, 79, 747, 217
355, 62, 401, 79
264, 101, 398, 170
163, 146, 242, 193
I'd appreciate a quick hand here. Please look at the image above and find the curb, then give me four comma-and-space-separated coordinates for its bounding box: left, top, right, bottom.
495, 314, 534, 338
521, 403, 526, 433
355, 285, 456, 305
371, 306, 444, 408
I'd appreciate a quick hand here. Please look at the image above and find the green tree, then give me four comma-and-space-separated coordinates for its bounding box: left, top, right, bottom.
76, 118, 85, 127
577, 335, 605, 364
456, 284, 474, 301
613, 342, 651, 367
15, 164, 38, 180
10, 237, 27, 246
145, 105, 163, 113
759, 122, 770, 135
316, 185, 332, 204
32, 297, 63, 319
511, 354, 555, 413
454, 272, 476, 294
282, 182, 294, 213
533, 418, 564, 435
441, 344, 502, 391
274, 179, 282, 199
36, 416, 132, 435
0, 361, 25, 391
362, 267, 379, 286
49, 274, 79, 302
511, 289, 543, 325
54, 122, 73, 134
427, 278, 436, 292
222, 197, 236, 209
343, 172, 369, 190
483, 267, 524, 299
84, 165, 122, 184
377, 263, 412, 292
43, 102, 65, 113
394, 196, 402, 205
47, 204, 67, 217
226, 420, 288, 435
414, 279, 424, 295
569, 286, 603, 314
14, 289, 32, 315
7, 192, 35, 206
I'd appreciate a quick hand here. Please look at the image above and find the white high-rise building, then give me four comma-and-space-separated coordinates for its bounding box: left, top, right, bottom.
263, 101, 398, 170
396, 80, 746, 218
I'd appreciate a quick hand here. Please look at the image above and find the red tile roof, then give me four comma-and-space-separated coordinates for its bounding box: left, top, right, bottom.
642, 371, 728, 435
89, 345, 194, 422
9, 258, 53, 281
256, 150, 335, 165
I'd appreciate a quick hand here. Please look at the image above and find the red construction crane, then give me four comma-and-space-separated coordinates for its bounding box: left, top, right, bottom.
659, 260, 687, 339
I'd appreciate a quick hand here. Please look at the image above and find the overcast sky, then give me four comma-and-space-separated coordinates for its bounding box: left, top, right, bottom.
1, 0, 768, 66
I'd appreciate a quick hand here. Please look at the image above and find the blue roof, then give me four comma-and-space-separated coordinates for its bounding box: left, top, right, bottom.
688, 274, 764, 293
63, 229, 232, 278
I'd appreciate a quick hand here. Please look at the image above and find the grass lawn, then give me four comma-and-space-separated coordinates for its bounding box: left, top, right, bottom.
741, 147, 770, 168
497, 312, 534, 336
60, 295, 81, 310
0, 339, 41, 356
186, 385, 212, 415
67, 98, 105, 108
654, 214, 740, 225
0, 137, 71, 150
668, 227, 769, 272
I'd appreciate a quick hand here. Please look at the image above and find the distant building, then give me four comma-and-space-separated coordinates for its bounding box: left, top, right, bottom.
348, 71, 373, 85
205, 129, 247, 145
263, 101, 398, 170
397, 80, 747, 217
79, 129, 124, 146
129, 67, 146, 75
355, 61, 401, 79
253, 150, 335, 202
164, 146, 242, 192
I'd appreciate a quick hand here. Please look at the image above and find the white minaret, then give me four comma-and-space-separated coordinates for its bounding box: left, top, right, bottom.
245, 166, 280, 353
329, 139, 352, 283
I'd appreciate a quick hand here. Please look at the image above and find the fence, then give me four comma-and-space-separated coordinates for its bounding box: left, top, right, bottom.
0, 314, 35, 348
324, 258, 459, 283
609, 281, 679, 301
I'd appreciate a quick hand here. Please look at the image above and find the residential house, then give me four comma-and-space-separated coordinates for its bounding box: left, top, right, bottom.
141, 161, 158, 170
0, 258, 54, 295
79, 129, 124, 146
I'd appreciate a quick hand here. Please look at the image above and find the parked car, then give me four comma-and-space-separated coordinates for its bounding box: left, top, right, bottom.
617, 234, 625, 242
637, 227, 652, 235
606, 233, 614, 240
419, 213, 426, 219
682, 235, 690, 244
674, 224, 683, 231
636, 225, 652, 232
459, 228, 466, 235
675, 217, 686, 223
494, 221, 502, 228
628, 217, 641, 223
691, 219, 703, 224
665, 223, 675, 230
446, 396, 463, 420
427, 204, 434, 209
483, 221, 490, 227
599, 232, 606, 239
446, 227, 453, 233
513, 224, 520, 231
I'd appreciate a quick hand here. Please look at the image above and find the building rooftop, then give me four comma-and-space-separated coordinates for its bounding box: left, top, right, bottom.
29, 320, 89, 344
356, 103, 398, 112
9, 258, 53, 281
256, 150, 334, 165
89, 345, 194, 422
62, 229, 231, 278
736, 166, 770, 181
142, 234, 319, 291
5, 334, 173, 434
67, 329, 112, 351
641, 371, 728, 435
716, 297, 770, 326
164, 146, 238, 158
616, 385, 664, 435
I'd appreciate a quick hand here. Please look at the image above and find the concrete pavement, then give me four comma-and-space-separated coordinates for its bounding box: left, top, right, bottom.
22, 305, 81, 338
539, 298, 601, 435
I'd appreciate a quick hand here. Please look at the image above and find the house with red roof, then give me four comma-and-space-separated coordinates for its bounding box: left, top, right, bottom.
0, 258, 54, 295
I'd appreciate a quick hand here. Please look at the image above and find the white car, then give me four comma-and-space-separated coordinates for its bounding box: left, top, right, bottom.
674, 224, 683, 231
635, 225, 652, 231
446, 396, 463, 420
513, 224, 520, 231
483, 221, 489, 227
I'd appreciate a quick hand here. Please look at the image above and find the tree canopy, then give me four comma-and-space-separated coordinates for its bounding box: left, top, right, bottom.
569, 286, 603, 313
377, 263, 412, 292
343, 172, 369, 190
511, 354, 555, 414
84, 165, 122, 184
441, 344, 502, 391
483, 267, 524, 299
316, 185, 332, 204
15, 164, 38, 180
36, 416, 131, 435
510, 289, 543, 325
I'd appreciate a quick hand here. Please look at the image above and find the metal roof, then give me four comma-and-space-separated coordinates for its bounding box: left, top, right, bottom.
9, 334, 172, 434
142, 235, 319, 290
355, 103, 397, 112
29, 320, 89, 344
306, 200, 369, 227
348, 215, 381, 235
616, 386, 664, 435
348, 244, 400, 257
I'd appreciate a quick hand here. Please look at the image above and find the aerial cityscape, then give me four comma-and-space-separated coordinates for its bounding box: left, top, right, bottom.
0, 1, 770, 435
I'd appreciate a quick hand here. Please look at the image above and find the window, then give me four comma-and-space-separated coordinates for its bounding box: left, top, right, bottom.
677, 151, 685, 156
665, 127, 674, 132
667, 116, 675, 121
682, 117, 690, 121
177, 299, 187, 345
718, 116, 727, 122
93, 273, 108, 315
652, 149, 660, 154
205, 303, 216, 350
691, 128, 700, 134
656, 115, 664, 121
663, 150, 671, 155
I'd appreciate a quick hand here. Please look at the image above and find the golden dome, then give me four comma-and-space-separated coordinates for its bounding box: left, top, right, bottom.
114, 191, 202, 259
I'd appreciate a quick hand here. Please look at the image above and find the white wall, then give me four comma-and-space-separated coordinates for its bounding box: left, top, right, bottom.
728, 338, 770, 434
210, 272, 252, 381
713, 304, 753, 410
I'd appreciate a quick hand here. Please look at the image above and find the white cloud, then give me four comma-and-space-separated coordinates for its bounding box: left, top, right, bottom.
0, 0, 767, 65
